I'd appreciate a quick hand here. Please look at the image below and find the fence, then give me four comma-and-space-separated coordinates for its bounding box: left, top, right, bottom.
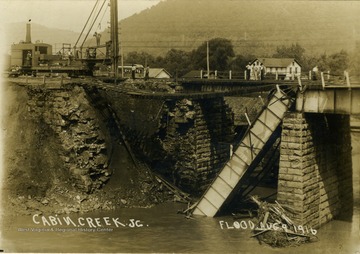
313, 70, 360, 89
184, 70, 300, 81
183, 70, 360, 85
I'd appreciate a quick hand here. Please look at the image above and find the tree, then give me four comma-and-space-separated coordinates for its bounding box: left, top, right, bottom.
273, 43, 306, 63
314, 53, 330, 72
349, 42, 360, 75
124, 51, 157, 67
191, 38, 235, 71
301, 55, 320, 72
229, 54, 256, 71
304, 50, 349, 75
328, 50, 349, 75
163, 49, 192, 77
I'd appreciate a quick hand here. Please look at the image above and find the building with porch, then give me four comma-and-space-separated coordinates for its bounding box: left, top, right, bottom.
252, 58, 301, 80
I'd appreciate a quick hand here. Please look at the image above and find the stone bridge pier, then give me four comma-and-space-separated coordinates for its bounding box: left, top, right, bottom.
90, 87, 235, 195
278, 112, 353, 228
90, 83, 357, 227
278, 86, 360, 228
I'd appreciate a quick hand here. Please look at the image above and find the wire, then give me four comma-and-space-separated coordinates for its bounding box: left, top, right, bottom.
74, 0, 100, 48
80, 0, 107, 48
97, 2, 109, 31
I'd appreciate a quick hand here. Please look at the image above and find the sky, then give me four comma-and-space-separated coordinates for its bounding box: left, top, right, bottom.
0, 0, 161, 33
0, 0, 162, 207
0, 0, 162, 60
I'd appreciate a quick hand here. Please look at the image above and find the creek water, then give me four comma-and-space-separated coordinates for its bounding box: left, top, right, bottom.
1, 197, 359, 253
1, 122, 359, 253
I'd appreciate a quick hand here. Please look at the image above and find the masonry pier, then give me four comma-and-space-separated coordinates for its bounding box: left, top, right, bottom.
8, 76, 359, 229
278, 112, 353, 227
90, 86, 235, 194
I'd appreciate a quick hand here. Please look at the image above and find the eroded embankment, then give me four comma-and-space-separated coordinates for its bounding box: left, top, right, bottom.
1, 82, 172, 218
95, 85, 234, 195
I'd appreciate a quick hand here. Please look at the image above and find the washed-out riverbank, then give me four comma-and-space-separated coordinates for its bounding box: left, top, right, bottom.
1, 81, 359, 253
0, 81, 177, 217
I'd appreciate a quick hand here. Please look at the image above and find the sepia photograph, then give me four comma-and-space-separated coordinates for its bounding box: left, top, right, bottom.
0, 0, 359, 253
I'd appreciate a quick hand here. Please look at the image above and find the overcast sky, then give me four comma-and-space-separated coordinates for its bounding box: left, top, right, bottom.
0, 0, 161, 32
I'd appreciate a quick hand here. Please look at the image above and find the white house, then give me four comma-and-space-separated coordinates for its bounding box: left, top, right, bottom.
252, 58, 302, 80
149, 68, 172, 79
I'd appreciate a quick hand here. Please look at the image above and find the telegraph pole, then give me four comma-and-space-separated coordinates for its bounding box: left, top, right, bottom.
110, 0, 119, 79
119, 21, 124, 78
207, 41, 210, 79
121, 43, 124, 78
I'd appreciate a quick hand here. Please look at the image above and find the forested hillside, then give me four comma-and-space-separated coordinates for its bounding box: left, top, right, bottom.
116, 0, 360, 56
4, 0, 360, 75
5, 0, 360, 57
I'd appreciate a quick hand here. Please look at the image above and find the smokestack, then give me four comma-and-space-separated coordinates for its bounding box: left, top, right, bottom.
26, 19, 31, 43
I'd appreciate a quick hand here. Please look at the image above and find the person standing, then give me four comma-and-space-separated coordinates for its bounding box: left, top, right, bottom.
260, 63, 265, 80
26, 51, 32, 66
246, 62, 251, 80
67, 50, 73, 66
93, 32, 101, 46
253, 63, 259, 80
131, 64, 136, 79
144, 65, 150, 80
312, 66, 319, 80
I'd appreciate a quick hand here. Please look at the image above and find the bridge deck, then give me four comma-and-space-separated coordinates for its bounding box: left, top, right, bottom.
297, 87, 360, 115
7, 76, 360, 113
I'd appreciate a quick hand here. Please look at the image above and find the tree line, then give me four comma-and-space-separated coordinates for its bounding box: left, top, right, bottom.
124, 38, 354, 78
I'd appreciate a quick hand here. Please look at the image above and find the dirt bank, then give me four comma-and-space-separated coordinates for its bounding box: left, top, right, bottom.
1, 82, 174, 220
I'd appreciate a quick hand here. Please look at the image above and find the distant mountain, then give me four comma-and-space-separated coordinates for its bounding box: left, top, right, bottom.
4, 0, 360, 58
114, 0, 360, 56
4, 22, 80, 53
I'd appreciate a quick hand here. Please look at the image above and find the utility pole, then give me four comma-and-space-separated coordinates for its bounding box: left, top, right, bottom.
110, 0, 119, 79
119, 22, 124, 78
207, 41, 210, 79
121, 43, 124, 78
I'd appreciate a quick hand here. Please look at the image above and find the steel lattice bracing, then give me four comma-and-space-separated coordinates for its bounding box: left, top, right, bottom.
192, 87, 293, 217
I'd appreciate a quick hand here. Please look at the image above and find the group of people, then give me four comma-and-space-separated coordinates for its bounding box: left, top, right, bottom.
131, 64, 150, 80
246, 61, 265, 80
55, 50, 75, 65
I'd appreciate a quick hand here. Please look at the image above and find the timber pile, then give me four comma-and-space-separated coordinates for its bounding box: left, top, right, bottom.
250, 196, 318, 247
154, 174, 192, 203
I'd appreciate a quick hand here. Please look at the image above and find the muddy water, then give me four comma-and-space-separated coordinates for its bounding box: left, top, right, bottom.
1, 199, 359, 253
1, 137, 359, 253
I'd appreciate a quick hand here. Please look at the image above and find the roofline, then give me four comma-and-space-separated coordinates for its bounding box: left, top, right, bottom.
150, 68, 172, 78
252, 58, 302, 67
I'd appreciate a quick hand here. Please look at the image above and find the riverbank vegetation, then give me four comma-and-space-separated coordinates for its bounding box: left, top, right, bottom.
124, 39, 357, 79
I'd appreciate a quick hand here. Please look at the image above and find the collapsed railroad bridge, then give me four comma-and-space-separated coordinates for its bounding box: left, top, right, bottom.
22, 75, 358, 228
